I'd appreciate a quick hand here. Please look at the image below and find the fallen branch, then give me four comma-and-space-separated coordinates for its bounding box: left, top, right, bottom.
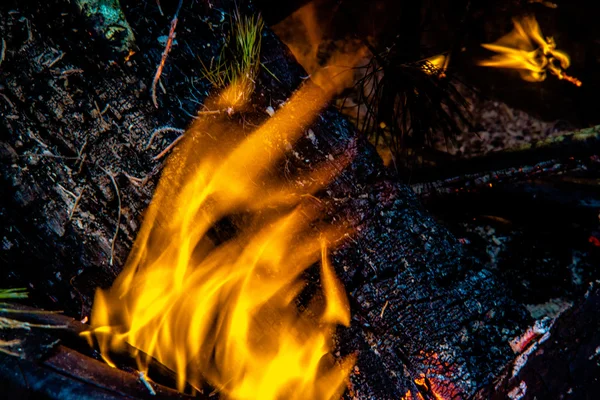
150, 0, 184, 108
413, 125, 600, 183
412, 157, 588, 199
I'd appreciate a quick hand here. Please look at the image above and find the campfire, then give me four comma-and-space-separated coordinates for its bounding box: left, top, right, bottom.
82, 80, 355, 398
1, 0, 599, 399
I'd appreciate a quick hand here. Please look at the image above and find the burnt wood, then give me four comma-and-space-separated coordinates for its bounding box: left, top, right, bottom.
475, 282, 600, 400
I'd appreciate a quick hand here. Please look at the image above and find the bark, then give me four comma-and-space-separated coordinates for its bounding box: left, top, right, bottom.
412, 126, 600, 183
412, 155, 599, 201
0, 1, 532, 399
475, 282, 600, 400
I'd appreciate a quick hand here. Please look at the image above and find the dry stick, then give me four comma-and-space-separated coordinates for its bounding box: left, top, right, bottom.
0, 316, 67, 330
153, 133, 185, 160
0, 339, 21, 357
150, 0, 184, 108
0, 38, 6, 68
99, 168, 122, 267
60, 68, 84, 76
68, 187, 85, 221
0, 92, 15, 109
411, 158, 582, 199
0, 307, 63, 314
138, 371, 157, 395
145, 126, 185, 149
45, 52, 65, 68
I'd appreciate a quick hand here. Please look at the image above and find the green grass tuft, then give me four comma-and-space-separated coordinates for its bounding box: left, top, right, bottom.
0, 288, 28, 300
200, 9, 264, 108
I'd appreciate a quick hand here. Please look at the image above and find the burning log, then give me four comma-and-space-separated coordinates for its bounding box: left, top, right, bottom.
2, 0, 587, 398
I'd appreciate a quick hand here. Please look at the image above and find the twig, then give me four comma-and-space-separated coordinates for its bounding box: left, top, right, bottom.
197, 109, 222, 115
45, 52, 65, 68
94, 101, 105, 125
380, 300, 389, 318
19, 17, 32, 44
0, 316, 67, 330
0, 38, 6, 68
139, 371, 157, 395
153, 133, 185, 160
68, 187, 85, 221
411, 158, 583, 199
60, 68, 84, 76
26, 129, 49, 149
150, 0, 184, 108
0, 339, 21, 357
57, 183, 77, 200
0, 92, 15, 110
0, 306, 62, 314
123, 172, 147, 187
145, 126, 185, 149
99, 168, 122, 267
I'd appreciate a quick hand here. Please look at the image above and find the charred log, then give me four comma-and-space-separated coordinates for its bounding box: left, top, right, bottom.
475, 282, 600, 399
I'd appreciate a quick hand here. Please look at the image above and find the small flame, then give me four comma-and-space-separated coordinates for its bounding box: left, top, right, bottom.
273, 1, 368, 93
83, 79, 356, 398
421, 54, 449, 78
478, 15, 581, 86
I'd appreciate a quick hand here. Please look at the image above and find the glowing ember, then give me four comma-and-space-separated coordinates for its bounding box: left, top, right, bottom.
478, 15, 581, 86
82, 79, 356, 398
413, 375, 446, 400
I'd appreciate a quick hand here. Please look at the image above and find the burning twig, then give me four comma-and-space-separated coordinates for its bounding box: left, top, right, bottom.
479, 15, 581, 86
151, 0, 184, 108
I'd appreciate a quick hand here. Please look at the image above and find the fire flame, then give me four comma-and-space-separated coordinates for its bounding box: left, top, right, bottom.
478, 15, 581, 86
83, 80, 355, 398
421, 54, 449, 78
273, 1, 368, 93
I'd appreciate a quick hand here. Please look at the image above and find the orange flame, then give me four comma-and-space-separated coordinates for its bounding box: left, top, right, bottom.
421, 54, 449, 78
83, 79, 356, 398
273, 1, 368, 93
478, 15, 581, 86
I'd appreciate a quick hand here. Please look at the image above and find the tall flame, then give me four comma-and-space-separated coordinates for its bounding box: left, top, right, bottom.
83, 80, 355, 399
478, 15, 581, 86
273, 1, 368, 93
